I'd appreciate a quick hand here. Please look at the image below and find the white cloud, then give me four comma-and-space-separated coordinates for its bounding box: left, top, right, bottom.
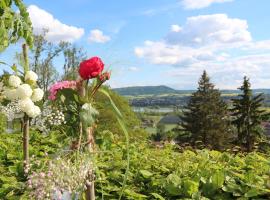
166, 14, 251, 46
88, 29, 111, 43
141, 3, 180, 16
181, 0, 233, 10
242, 40, 270, 51
171, 25, 182, 32
166, 54, 270, 89
135, 40, 222, 65
135, 14, 250, 66
135, 13, 270, 89
128, 67, 139, 72
28, 5, 84, 43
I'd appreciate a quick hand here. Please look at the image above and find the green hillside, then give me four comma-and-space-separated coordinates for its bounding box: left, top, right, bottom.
113, 85, 179, 96
113, 86, 270, 96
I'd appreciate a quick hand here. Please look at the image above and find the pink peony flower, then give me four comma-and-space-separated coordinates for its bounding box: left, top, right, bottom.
48, 81, 77, 100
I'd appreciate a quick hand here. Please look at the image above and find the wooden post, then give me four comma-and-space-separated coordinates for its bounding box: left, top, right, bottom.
77, 80, 95, 200
85, 127, 95, 200
23, 114, 29, 165
22, 44, 29, 72
22, 44, 30, 167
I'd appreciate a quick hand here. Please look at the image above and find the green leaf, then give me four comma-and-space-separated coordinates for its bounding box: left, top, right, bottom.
8, 166, 17, 174
139, 170, 153, 179
124, 189, 147, 199
11, 64, 18, 73
211, 170, 225, 189
151, 193, 166, 200
165, 174, 182, 196
244, 188, 266, 198
182, 179, 199, 197
99, 88, 123, 118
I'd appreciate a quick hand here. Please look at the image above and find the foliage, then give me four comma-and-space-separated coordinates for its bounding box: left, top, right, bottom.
0, 130, 68, 199
0, 0, 33, 52
231, 76, 269, 152
0, 113, 7, 133
114, 85, 178, 96
95, 140, 270, 199
30, 31, 67, 93
94, 87, 147, 140
0, 124, 270, 199
181, 71, 231, 150
62, 44, 87, 80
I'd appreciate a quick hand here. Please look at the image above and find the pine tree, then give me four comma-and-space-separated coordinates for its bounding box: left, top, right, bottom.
181, 71, 230, 150
231, 76, 268, 152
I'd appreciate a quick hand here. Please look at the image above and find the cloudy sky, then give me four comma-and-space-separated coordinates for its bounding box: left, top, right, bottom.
1, 0, 270, 89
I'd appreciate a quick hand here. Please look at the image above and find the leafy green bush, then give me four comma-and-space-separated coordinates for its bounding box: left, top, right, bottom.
1, 129, 270, 199
0, 113, 7, 133
95, 141, 270, 199
0, 130, 68, 199
94, 88, 148, 140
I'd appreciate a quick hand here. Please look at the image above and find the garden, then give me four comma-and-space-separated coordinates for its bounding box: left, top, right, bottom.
0, 1, 270, 200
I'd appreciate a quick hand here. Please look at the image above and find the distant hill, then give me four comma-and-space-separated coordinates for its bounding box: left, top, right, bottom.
113, 85, 179, 96
113, 85, 270, 96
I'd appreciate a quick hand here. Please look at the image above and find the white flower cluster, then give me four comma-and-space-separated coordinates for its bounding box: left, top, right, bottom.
47, 109, 66, 126
31, 101, 51, 133
0, 101, 22, 121
31, 102, 66, 134
3, 71, 44, 118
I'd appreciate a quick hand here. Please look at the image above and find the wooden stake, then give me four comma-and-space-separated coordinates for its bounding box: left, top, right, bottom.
22, 44, 30, 167
77, 80, 96, 200
23, 114, 29, 166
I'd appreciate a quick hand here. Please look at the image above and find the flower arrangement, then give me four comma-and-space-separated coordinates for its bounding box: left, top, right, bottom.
42, 56, 113, 199
28, 56, 128, 200
48, 56, 111, 141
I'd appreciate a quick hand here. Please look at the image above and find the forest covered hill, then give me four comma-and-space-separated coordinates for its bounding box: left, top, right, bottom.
113, 86, 270, 107
113, 85, 270, 96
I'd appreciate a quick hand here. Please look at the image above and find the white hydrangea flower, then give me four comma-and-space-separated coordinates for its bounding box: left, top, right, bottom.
25, 71, 38, 82
18, 98, 34, 113
8, 75, 21, 88
26, 105, 41, 118
17, 84, 33, 99
82, 103, 93, 110
3, 88, 18, 100
31, 88, 44, 102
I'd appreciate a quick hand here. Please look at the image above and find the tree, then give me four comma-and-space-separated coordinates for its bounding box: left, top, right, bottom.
30, 31, 68, 93
0, 0, 33, 52
181, 70, 230, 150
231, 76, 268, 152
62, 44, 86, 80
153, 123, 166, 141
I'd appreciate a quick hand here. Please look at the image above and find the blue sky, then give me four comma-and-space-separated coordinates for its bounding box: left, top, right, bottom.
1, 0, 270, 89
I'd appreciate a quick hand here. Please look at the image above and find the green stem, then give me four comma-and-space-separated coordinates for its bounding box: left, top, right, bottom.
90, 82, 103, 100
86, 79, 89, 101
